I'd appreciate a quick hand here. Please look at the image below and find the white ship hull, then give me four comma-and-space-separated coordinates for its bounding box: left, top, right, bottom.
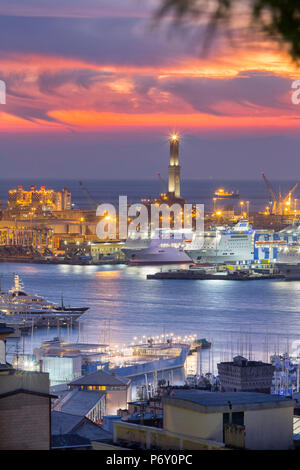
123, 245, 192, 265
185, 220, 254, 264
122, 235, 192, 265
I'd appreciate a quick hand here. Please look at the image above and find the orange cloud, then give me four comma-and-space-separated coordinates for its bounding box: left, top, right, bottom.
47, 109, 300, 134
1, 38, 300, 136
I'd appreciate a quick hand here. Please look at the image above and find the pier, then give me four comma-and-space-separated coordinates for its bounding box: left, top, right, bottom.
147, 270, 285, 281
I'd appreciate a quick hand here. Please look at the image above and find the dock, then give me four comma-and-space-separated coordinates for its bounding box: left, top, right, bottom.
147, 270, 285, 281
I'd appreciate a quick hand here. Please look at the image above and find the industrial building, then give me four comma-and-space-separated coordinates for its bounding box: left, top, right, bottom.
8, 185, 71, 215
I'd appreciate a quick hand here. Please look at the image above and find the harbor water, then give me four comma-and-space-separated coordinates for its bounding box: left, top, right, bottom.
2, 262, 300, 373
2, 178, 300, 373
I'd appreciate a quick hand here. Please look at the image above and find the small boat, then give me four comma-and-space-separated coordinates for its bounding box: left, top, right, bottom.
214, 188, 240, 199
191, 338, 212, 350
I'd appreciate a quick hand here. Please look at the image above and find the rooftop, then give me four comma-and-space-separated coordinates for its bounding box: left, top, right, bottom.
69, 369, 130, 387
51, 410, 112, 442
51, 434, 91, 450
163, 390, 295, 413
54, 389, 105, 417
52, 410, 84, 434
218, 356, 274, 368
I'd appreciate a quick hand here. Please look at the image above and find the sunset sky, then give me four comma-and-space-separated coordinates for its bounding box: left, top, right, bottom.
1, 0, 300, 180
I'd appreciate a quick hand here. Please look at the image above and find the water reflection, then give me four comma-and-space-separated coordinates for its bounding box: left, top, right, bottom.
1, 262, 300, 370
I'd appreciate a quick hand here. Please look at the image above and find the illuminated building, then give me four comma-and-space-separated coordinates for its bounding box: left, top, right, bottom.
8, 185, 71, 214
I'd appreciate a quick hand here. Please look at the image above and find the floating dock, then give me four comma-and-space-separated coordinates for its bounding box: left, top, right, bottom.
147, 270, 285, 281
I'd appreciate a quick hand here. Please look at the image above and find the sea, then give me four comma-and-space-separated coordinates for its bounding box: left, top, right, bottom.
1, 178, 300, 373
1, 177, 300, 212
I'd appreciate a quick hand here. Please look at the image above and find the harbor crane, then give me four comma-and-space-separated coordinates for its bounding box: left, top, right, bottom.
157, 172, 168, 195
261, 172, 298, 215
262, 172, 278, 214
79, 181, 97, 210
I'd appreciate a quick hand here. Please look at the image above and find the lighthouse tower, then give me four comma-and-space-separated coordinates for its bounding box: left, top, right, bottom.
168, 134, 181, 198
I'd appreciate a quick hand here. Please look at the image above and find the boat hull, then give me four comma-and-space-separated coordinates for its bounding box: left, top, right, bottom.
276, 263, 300, 280
123, 244, 192, 266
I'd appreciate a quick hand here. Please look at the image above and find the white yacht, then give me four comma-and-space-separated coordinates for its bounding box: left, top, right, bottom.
0, 274, 88, 326
122, 228, 192, 265
185, 219, 255, 265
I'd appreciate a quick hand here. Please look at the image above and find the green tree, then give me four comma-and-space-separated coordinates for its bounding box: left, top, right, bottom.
156, 0, 300, 61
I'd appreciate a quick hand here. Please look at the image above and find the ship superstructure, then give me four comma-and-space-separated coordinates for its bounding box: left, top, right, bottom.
185, 219, 255, 264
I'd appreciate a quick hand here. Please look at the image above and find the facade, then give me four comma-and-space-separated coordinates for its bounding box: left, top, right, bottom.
217, 356, 274, 393
0, 326, 53, 450
111, 419, 225, 450
0, 371, 53, 450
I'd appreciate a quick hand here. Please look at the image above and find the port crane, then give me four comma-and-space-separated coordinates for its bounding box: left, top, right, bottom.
79, 181, 98, 210
261, 172, 298, 215
157, 172, 168, 199
261, 172, 278, 214
157, 172, 167, 193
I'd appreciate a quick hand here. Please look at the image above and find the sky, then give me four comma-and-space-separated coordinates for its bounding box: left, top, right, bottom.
1, 0, 300, 180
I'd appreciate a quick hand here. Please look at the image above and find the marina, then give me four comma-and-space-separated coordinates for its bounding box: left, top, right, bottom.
3, 261, 300, 378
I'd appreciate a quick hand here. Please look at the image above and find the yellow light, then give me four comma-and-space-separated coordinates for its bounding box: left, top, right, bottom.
216, 211, 222, 216
105, 215, 111, 221
171, 134, 178, 141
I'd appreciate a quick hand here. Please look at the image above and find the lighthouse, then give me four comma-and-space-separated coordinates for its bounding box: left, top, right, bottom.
168, 134, 181, 198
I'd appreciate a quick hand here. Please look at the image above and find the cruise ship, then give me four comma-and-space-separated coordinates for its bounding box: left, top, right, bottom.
122, 228, 193, 265
185, 219, 255, 264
